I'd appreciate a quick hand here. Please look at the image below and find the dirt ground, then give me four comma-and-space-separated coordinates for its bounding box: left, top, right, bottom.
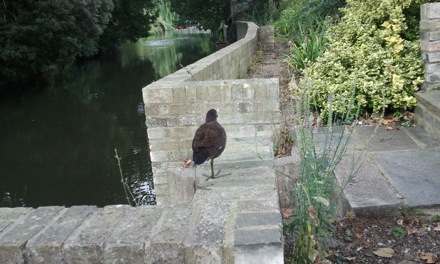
246, 39, 440, 264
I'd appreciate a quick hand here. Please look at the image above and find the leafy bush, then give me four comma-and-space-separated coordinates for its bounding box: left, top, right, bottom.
0, 0, 114, 84
303, 0, 431, 118
275, 0, 344, 42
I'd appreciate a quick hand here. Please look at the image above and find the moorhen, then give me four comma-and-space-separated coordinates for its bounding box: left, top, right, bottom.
192, 109, 226, 180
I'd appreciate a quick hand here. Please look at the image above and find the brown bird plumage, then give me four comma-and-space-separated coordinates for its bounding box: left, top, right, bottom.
192, 109, 226, 179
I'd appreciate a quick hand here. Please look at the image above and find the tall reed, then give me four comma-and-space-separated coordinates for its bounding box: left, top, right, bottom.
286, 79, 358, 263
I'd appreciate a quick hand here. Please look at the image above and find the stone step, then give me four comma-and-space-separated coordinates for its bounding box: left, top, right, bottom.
415, 90, 440, 141
307, 125, 440, 216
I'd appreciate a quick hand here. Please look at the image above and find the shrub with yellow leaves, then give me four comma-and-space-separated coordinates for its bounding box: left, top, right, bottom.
303, 0, 432, 119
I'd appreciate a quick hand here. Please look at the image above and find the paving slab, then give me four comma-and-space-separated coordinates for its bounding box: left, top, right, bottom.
351, 126, 423, 151
333, 125, 440, 214
371, 147, 440, 207
335, 150, 403, 216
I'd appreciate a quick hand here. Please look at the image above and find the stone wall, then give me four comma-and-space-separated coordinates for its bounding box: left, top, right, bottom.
420, 3, 440, 91
143, 21, 279, 205
159, 21, 258, 83
416, 3, 440, 141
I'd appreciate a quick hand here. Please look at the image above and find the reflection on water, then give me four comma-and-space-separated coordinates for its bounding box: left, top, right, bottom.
0, 32, 214, 207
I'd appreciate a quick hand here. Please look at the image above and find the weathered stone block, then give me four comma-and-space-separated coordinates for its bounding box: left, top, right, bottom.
24, 206, 97, 264
186, 246, 225, 264
220, 82, 232, 101
421, 30, 440, 42
0, 207, 32, 232
236, 199, 279, 213
0, 207, 65, 264
421, 39, 440, 51
207, 85, 222, 102
185, 86, 197, 103
145, 116, 168, 127
234, 227, 282, 246
258, 26, 275, 51
63, 205, 129, 263
172, 87, 186, 103
104, 206, 163, 264
234, 244, 283, 264
235, 212, 281, 228
421, 3, 440, 20
422, 81, 440, 91
425, 62, 440, 73
186, 200, 230, 247
168, 165, 196, 204
420, 19, 440, 31
144, 88, 173, 104
425, 72, 440, 83
151, 206, 194, 263
150, 150, 167, 162
422, 51, 440, 62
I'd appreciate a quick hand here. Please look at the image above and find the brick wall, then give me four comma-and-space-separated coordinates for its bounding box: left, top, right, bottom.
142, 22, 280, 205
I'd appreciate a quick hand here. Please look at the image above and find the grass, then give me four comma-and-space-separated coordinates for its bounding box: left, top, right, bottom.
285, 22, 328, 72
284, 80, 362, 263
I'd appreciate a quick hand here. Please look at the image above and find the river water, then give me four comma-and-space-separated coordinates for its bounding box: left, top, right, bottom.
0, 32, 215, 208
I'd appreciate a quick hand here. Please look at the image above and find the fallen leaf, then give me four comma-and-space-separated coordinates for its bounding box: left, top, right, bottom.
308, 205, 318, 227
385, 126, 394, 131
406, 226, 418, 235
282, 208, 293, 219
397, 219, 404, 226
373, 248, 394, 258
412, 227, 427, 236
380, 118, 393, 125
182, 159, 192, 168
434, 223, 440, 232
420, 252, 438, 263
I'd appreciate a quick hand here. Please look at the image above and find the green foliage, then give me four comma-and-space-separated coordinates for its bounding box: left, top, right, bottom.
0, 0, 157, 89
170, 0, 230, 40
236, 0, 282, 26
275, 0, 344, 42
392, 226, 408, 238
150, 0, 179, 34
99, 0, 156, 51
0, 0, 114, 87
304, 0, 427, 118
286, 23, 328, 71
286, 90, 356, 263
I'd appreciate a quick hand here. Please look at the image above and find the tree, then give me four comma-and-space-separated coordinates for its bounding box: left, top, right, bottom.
0, 0, 114, 89
170, 0, 230, 40
99, 0, 157, 51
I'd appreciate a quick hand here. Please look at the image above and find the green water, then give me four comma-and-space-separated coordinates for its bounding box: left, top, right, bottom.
0, 32, 214, 207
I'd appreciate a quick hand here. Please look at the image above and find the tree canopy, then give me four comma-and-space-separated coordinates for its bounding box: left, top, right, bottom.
170, 0, 230, 39
0, 0, 156, 90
